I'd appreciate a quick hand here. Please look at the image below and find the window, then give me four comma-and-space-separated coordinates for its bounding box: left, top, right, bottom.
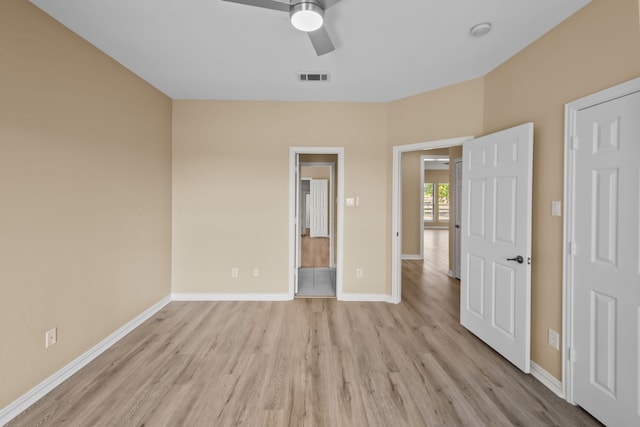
438, 183, 450, 222
423, 183, 434, 222
424, 182, 449, 224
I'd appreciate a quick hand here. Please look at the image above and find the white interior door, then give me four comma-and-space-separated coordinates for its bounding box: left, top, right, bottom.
571, 89, 640, 426
460, 123, 533, 373
310, 179, 329, 238
304, 193, 310, 231
454, 158, 463, 279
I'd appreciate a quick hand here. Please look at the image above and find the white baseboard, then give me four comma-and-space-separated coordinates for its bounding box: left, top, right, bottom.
0, 296, 172, 426
401, 254, 423, 260
172, 293, 291, 301
340, 293, 392, 302
530, 361, 564, 399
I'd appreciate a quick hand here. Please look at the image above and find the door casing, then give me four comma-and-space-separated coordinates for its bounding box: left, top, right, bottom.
391, 136, 473, 303
453, 157, 463, 279
289, 147, 344, 300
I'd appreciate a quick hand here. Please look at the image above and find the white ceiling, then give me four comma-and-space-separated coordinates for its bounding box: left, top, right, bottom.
30, 0, 590, 102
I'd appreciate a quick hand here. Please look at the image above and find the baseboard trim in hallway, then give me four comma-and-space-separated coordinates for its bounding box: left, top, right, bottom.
0, 296, 172, 426
531, 361, 564, 399
172, 293, 291, 301
340, 293, 393, 302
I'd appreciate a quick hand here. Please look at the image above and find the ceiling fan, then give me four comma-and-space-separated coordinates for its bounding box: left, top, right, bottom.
222, 0, 341, 56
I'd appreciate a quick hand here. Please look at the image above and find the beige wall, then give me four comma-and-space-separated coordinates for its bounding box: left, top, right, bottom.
400, 150, 422, 255
4, 0, 639, 412
0, 0, 172, 409
301, 166, 330, 180
387, 78, 485, 146
391, 80, 484, 256
172, 101, 388, 295
484, 0, 640, 379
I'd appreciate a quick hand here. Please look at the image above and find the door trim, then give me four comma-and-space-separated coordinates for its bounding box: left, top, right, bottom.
420, 154, 427, 260
391, 136, 473, 304
289, 147, 344, 300
453, 157, 463, 279
563, 76, 640, 403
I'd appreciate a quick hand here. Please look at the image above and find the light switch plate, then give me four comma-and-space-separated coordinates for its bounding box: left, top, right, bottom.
551, 201, 562, 217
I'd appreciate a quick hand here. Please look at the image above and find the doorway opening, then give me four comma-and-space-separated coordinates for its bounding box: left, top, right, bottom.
289, 147, 344, 299
391, 136, 472, 303
420, 153, 453, 264
298, 162, 335, 297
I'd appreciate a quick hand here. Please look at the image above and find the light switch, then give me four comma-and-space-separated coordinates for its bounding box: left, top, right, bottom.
346, 198, 355, 207
551, 201, 562, 217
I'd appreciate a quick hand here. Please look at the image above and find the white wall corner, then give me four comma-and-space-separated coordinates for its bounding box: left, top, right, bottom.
0, 295, 172, 426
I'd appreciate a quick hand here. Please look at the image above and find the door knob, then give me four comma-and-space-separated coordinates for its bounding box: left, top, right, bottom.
507, 255, 524, 264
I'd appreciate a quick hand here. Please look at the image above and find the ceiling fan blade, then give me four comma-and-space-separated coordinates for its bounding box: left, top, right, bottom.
323, 0, 342, 9
221, 0, 289, 12
308, 27, 335, 56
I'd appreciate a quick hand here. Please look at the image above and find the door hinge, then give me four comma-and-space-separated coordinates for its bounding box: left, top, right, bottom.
569, 242, 577, 256
568, 347, 576, 363
571, 136, 579, 151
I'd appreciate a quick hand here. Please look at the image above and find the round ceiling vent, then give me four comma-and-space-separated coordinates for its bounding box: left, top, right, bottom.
469, 22, 492, 38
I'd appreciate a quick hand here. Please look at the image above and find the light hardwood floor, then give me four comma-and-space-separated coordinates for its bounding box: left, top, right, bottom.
8, 231, 600, 426
301, 228, 329, 267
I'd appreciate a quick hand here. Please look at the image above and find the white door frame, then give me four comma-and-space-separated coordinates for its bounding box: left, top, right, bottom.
298, 178, 311, 269
289, 147, 344, 300
419, 154, 427, 259
453, 157, 463, 279
392, 136, 473, 304
563, 76, 640, 402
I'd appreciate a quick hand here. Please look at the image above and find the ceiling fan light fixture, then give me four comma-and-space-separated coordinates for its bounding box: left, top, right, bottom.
290, 2, 324, 32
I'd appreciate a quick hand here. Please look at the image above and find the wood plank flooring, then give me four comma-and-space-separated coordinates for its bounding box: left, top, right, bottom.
301, 228, 329, 267
8, 231, 600, 426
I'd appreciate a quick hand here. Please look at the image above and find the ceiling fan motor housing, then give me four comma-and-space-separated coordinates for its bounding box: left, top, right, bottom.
290, 1, 326, 32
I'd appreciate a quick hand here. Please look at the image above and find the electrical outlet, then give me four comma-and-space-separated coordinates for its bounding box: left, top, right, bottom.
231, 268, 239, 278
548, 329, 560, 350
253, 268, 259, 277
356, 268, 363, 279
45, 328, 57, 348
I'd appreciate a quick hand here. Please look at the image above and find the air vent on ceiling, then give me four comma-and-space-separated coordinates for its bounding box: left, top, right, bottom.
299, 73, 330, 82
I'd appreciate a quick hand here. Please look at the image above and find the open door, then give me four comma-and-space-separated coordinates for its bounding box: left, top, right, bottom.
460, 123, 533, 373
